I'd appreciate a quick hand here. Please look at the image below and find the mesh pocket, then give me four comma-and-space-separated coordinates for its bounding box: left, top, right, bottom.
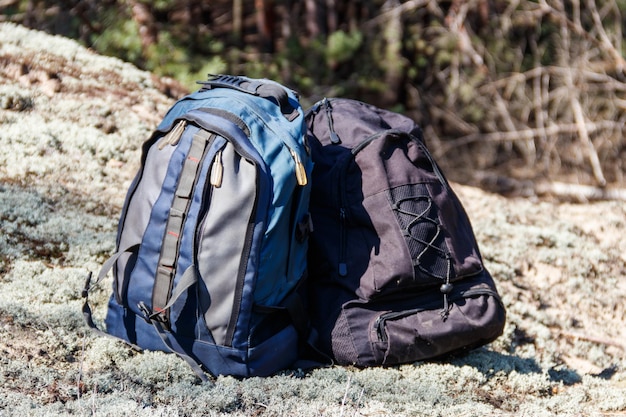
389, 184, 450, 282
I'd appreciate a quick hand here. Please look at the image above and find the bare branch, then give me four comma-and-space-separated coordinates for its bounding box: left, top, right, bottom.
363, 0, 431, 29
438, 120, 624, 153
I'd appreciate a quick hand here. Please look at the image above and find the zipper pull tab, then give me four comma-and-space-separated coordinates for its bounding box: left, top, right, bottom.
323, 98, 341, 144
339, 207, 348, 277
158, 120, 187, 150
290, 148, 308, 186
210, 149, 223, 187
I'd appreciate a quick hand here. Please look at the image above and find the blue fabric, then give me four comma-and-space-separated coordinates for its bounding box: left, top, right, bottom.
126, 127, 197, 317
104, 76, 311, 377
105, 298, 298, 377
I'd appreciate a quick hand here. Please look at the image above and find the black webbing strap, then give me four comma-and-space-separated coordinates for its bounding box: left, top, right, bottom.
152, 129, 213, 325
82, 244, 142, 350
138, 299, 210, 382
82, 248, 210, 381
153, 265, 199, 315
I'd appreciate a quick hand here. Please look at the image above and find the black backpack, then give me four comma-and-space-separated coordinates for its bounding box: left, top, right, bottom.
304, 98, 506, 366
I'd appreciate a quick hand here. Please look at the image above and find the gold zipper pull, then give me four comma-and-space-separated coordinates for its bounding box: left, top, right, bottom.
158, 120, 187, 150
290, 148, 308, 186
210, 149, 223, 187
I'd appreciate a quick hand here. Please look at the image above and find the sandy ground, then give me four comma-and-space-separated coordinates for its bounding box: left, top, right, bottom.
1, 23, 625, 416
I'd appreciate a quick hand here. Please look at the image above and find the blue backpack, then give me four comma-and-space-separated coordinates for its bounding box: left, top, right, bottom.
83, 75, 313, 379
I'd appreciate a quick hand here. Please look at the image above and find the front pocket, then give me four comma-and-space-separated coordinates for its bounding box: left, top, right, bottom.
388, 182, 484, 285
351, 132, 484, 298
196, 140, 258, 347
372, 286, 505, 365
358, 180, 485, 299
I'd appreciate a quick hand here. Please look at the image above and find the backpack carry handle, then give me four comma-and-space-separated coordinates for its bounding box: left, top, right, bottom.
199, 74, 299, 121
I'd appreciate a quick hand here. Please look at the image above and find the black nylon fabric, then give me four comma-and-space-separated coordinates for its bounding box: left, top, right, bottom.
305, 98, 506, 366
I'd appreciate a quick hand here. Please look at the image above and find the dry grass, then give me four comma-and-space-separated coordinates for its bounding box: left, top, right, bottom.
403, 0, 626, 195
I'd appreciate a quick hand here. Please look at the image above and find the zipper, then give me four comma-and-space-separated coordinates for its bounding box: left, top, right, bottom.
195, 138, 260, 348
158, 120, 187, 149
306, 101, 321, 116
197, 107, 307, 187
210, 149, 223, 187
413, 136, 448, 186
336, 146, 352, 278
198, 107, 251, 137
322, 98, 341, 144
308, 97, 347, 275
188, 108, 264, 348
351, 130, 387, 155
224, 219, 256, 346
338, 207, 348, 277
196, 141, 227, 220
289, 147, 308, 186
461, 287, 502, 300
375, 307, 426, 343
374, 287, 502, 343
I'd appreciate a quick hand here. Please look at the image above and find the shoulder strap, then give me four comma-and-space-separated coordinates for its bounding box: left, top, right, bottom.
83, 253, 210, 381
81, 245, 141, 348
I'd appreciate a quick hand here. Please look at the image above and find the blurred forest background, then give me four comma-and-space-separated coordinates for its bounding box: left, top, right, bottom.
2, 0, 626, 198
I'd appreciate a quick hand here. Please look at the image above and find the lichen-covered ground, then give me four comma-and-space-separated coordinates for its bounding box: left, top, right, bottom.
1, 23, 625, 416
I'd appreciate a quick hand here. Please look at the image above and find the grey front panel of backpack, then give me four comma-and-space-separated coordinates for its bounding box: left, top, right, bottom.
197, 142, 256, 346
